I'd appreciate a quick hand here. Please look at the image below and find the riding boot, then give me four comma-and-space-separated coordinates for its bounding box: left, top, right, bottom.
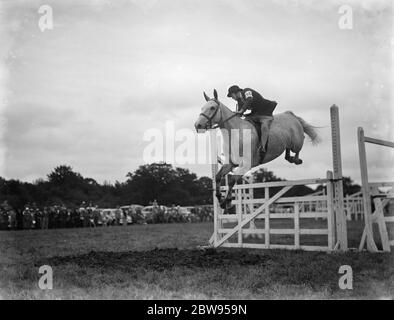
259, 116, 273, 155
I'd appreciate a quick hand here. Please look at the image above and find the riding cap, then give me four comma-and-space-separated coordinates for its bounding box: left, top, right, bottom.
227, 85, 242, 97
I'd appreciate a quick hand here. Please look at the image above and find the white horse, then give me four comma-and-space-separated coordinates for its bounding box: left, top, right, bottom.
194, 89, 320, 208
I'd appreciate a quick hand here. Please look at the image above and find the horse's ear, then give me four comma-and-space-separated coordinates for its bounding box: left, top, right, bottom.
203, 91, 210, 102
213, 89, 218, 100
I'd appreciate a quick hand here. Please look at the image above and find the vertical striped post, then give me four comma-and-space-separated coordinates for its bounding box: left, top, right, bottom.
210, 129, 219, 246
330, 105, 348, 251
237, 184, 243, 246
294, 203, 300, 249
326, 171, 335, 250
265, 187, 270, 247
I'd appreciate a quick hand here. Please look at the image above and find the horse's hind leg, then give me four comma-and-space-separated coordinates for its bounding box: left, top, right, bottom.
285, 148, 294, 163
293, 152, 303, 165
285, 149, 303, 165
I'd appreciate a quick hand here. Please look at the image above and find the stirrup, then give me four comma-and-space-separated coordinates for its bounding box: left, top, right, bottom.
259, 146, 266, 163
258, 144, 266, 153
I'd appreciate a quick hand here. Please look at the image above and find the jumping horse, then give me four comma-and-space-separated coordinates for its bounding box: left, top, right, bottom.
194, 89, 320, 209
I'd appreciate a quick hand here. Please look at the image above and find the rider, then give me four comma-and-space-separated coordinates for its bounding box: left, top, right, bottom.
227, 85, 277, 154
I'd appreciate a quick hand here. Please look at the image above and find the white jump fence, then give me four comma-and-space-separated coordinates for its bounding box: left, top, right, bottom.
299, 190, 364, 222
208, 105, 348, 252
344, 192, 364, 221
357, 127, 394, 252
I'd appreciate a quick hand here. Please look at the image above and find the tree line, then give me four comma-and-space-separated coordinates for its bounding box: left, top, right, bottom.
0, 162, 361, 211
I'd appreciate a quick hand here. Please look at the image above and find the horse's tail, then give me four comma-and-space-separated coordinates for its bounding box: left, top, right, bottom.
286, 111, 321, 145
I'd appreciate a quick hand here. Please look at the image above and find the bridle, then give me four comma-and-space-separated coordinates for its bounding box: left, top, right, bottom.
199, 99, 239, 129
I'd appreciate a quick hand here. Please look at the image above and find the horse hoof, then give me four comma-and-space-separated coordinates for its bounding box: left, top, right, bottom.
294, 159, 303, 165
220, 198, 232, 209
286, 156, 295, 163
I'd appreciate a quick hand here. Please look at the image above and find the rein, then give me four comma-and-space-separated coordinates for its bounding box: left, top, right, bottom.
199, 100, 238, 129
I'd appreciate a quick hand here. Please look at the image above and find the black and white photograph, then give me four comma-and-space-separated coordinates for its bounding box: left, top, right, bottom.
0, 0, 393, 303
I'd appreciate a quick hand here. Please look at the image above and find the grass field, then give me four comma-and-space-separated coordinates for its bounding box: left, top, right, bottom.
0, 222, 393, 299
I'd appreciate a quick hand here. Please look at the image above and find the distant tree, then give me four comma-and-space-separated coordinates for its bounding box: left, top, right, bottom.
247, 168, 313, 197
125, 163, 212, 206
0, 163, 361, 211
47, 165, 84, 186
0, 178, 32, 210
315, 176, 360, 196
193, 176, 213, 205
342, 176, 361, 196
252, 168, 282, 182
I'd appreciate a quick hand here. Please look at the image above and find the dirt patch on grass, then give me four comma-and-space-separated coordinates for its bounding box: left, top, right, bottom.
41, 248, 271, 270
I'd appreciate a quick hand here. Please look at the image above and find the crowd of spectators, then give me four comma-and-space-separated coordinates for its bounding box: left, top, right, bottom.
145, 203, 213, 224
0, 200, 213, 231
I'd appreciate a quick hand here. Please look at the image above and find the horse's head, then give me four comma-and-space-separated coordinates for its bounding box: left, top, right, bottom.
194, 89, 222, 131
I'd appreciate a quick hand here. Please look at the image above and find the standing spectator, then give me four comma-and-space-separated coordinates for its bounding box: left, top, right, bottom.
42, 207, 49, 229
65, 208, 72, 228
54, 207, 60, 229
130, 206, 144, 224
82, 208, 90, 228
87, 207, 94, 227
48, 207, 54, 229
58, 206, 66, 228
103, 210, 111, 226
31, 203, 38, 229
156, 206, 165, 223
80, 207, 88, 228
78, 202, 87, 228
168, 204, 176, 223
114, 206, 122, 226
81, 207, 87, 227
9, 210, 16, 230
195, 206, 202, 222
122, 208, 128, 226
71, 208, 80, 228
34, 208, 42, 229
50, 206, 56, 228
15, 208, 23, 230
151, 201, 159, 224
22, 207, 32, 229
0, 209, 6, 230
1, 201, 18, 230
102, 210, 110, 226
92, 207, 100, 227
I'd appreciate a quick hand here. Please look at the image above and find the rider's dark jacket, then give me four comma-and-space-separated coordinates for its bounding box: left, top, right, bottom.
236, 88, 277, 117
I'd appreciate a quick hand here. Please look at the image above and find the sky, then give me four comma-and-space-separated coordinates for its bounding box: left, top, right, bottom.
0, 0, 393, 185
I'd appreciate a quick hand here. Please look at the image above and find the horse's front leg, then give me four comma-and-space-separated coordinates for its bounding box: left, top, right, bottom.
215, 164, 234, 204
220, 174, 243, 209
220, 163, 252, 209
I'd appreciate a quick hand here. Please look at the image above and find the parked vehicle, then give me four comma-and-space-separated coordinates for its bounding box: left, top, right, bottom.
120, 204, 144, 212
179, 206, 194, 216
178, 206, 199, 222
141, 205, 168, 223
120, 214, 132, 225
141, 205, 167, 216
99, 209, 116, 226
